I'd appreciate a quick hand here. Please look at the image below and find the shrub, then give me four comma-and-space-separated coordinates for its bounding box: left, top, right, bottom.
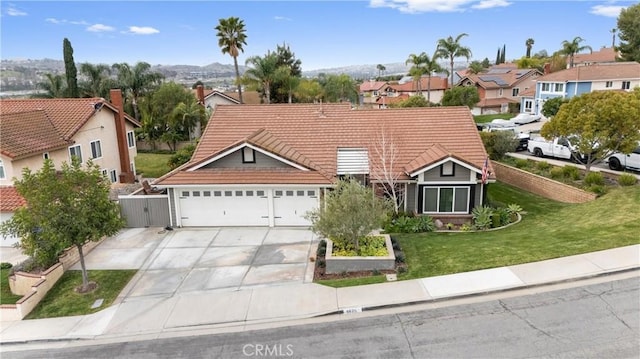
562, 165, 581, 180
0, 262, 12, 270
397, 266, 407, 274
618, 173, 638, 186
318, 259, 326, 268
514, 158, 530, 169
394, 251, 406, 263
587, 184, 607, 196
472, 205, 494, 230
372, 269, 381, 276
584, 172, 605, 186
460, 223, 472, 232
481, 131, 519, 160
413, 216, 435, 233
167, 144, 196, 169
549, 167, 564, 180
536, 161, 551, 171
385, 215, 434, 233
331, 235, 388, 257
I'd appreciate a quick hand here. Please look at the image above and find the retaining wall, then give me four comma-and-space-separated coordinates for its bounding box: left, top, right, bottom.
492, 161, 597, 203
325, 235, 396, 274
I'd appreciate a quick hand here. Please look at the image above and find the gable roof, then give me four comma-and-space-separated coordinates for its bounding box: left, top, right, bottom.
460, 68, 541, 89
359, 81, 387, 92
0, 97, 139, 141
223, 90, 263, 104
537, 62, 640, 82
155, 103, 493, 186
390, 77, 449, 92
0, 186, 26, 212
571, 47, 618, 65
0, 110, 71, 159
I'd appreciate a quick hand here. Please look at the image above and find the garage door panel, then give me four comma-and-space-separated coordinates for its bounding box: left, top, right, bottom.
180, 188, 268, 227
273, 188, 318, 226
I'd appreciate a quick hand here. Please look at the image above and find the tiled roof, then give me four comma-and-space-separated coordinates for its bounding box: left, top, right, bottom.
359, 81, 387, 92
0, 110, 71, 159
571, 47, 618, 65
519, 87, 536, 97
156, 103, 493, 185
0, 97, 139, 141
0, 186, 26, 212
476, 97, 519, 108
375, 94, 410, 104
391, 77, 449, 92
461, 68, 540, 89
537, 62, 640, 82
223, 91, 263, 104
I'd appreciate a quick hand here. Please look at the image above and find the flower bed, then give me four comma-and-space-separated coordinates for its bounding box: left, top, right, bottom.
324, 235, 395, 274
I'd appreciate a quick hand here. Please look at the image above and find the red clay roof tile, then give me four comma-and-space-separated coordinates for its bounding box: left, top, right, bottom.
0, 186, 26, 212
0, 110, 71, 159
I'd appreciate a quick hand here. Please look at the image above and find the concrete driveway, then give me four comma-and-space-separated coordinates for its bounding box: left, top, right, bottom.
75, 227, 318, 299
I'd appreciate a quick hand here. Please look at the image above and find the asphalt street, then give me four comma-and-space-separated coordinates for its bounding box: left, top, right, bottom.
4, 274, 638, 359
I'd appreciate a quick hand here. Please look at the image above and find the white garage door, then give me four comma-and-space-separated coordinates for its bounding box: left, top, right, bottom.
273, 188, 318, 226
179, 188, 269, 227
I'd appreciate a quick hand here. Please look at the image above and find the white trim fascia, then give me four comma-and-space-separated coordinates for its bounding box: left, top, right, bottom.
417, 181, 477, 185
188, 143, 309, 172
161, 184, 328, 189
409, 156, 481, 178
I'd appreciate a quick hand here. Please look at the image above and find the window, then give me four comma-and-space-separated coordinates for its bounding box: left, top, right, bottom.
193, 191, 200, 197
307, 190, 316, 197
541, 83, 550, 92
242, 147, 255, 163
297, 190, 305, 196
440, 162, 455, 177
286, 190, 294, 196
512, 88, 519, 96
224, 191, 232, 197
622, 81, 631, 90
422, 187, 469, 213
605, 81, 613, 88
43, 152, 50, 160
246, 190, 254, 196
214, 191, 222, 197
127, 131, 135, 148
69, 145, 82, 163
203, 191, 211, 197
257, 190, 265, 197
275, 190, 283, 197
0, 160, 4, 179
181, 191, 190, 197
554, 83, 564, 92
109, 169, 117, 183
90, 140, 102, 159
498, 88, 503, 96
235, 190, 243, 196
101, 169, 108, 178
524, 99, 533, 113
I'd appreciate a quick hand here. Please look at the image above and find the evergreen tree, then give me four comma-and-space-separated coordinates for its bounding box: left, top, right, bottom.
63, 38, 79, 98
500, 44, 506, 64
496, 48, 501, 64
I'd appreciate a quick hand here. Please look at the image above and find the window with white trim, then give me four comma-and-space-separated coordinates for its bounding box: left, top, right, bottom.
440, 162, 455, 176
127, 131, 136, 148
622, 81, 631, 90
101, 169, 108, 178
69, 145, 82, 163
512, 88, 519, 96
0, 159, 5, 179
242, 147, 255, 163
498, 88, 503, 96
524, 99, 533, 113
43, 152, 50, 160
90, 140, 102, 159
423, 187, 469, 213
109, 169, 117, 183
605, 81, 613, 88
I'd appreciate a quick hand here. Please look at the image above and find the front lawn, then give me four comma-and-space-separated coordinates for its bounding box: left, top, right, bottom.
474, 113, 513, 123
318, 183, 640, 287
1, 268, 23, 305
134, 152, 172, 178
26, 270, 137, 319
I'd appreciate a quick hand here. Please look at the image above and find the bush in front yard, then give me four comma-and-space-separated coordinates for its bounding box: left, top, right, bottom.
618, 173, 638, 186
584, 172, 605, 186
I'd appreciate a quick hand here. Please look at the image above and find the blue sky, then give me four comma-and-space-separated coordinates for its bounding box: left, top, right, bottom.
0, 1, 635, 71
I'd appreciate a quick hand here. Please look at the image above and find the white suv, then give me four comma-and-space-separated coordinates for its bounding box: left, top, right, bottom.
606, 146, 640, 171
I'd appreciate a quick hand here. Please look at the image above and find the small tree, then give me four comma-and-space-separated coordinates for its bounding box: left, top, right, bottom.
370, 127, 403, 214
393, 95, 430, 108
541, 91, 640, 173
305, 178, 391, 251
0, 159, 124, 292
441, 86, 480, 108
480, 131, 519, 160
541, 97, 569, 118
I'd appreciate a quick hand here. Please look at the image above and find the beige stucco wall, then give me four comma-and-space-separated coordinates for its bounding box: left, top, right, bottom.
0, 110, 137, 185
591, 80, 640, 91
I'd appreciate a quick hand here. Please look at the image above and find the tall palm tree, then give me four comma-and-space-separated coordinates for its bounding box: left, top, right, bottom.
422, 53, 446, 104
406, 53, 428, 95
79, 63, 112, 98
561, 36, 593, 68
243, 53, 280, 104
35, 73, 66, 98
376, 64, 386, 78
215, 17, 248, 104
468, 61, 485, 75
525, 38, 535, 58
112, 62, 164, 120
435, 33, 473, 88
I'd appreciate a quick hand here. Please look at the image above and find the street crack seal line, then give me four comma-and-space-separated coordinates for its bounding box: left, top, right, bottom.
498, 300, 561, 341
396, 314, 416, 359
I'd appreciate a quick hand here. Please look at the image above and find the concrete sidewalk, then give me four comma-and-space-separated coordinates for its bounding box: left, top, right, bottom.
1, 244, 638, 346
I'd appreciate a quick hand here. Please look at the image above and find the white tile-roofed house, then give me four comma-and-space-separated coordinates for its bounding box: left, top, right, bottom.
153, 103, 494, 228
523, 61, 640, 115
458, 67, 542, 115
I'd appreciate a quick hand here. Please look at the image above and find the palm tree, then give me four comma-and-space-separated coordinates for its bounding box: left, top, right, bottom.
276, 66, 300, 103
112, 62, 164, 120
422, 53, 447, 104
215, 17, 248, 104
376, 64, 386, 78
171, 98, 203, 141
525, 38, 535, 58
561, 36, 593, 68
79, 63, 112, 98
435, 33, 472, 88
35, 73, 66, 98
468, 61, 485, 75
406, 53, 428, 95
243, 53, 280, 104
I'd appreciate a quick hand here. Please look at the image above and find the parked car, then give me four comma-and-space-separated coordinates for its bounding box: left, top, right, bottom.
606, 146, 640, 171
510, 113, 541, 125
527, 136, 587, 163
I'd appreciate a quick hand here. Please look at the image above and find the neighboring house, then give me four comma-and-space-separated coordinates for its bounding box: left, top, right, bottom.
223, 90, 263, 104
390, 76, 449, 104
0, 186, 26, 247
522, 61, 640, 115
458, 66, 542, 115
152, 104, 494, 228
193, 86, 240, 110
359, 77, 449, 108
568, 47, 619, 68
0, 89, 139, 186
359, 81, 388, 108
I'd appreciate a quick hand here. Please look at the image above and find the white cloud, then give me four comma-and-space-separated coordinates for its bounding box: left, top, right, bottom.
70, 20, 89, 25
471, 0, 511, 10
46, 18, 89, 25
590, 5, 624, 18
46, 17, 63, 24
126, 26, 159, 35
370, 0, 475, 13
87, 23, 116, 32
274, 16, 292, 21
6, 5, 27, 16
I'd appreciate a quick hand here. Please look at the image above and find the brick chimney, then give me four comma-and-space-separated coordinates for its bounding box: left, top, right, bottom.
109, 89, 135, 184
196, 84, 205, 105
543, 63, 551, 75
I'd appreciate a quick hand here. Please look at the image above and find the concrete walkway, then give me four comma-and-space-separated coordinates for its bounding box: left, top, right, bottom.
1, 243, 638, 346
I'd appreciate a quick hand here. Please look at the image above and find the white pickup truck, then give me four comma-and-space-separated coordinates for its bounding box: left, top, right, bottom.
606, 146, 640, 171
527, 136, 586, 163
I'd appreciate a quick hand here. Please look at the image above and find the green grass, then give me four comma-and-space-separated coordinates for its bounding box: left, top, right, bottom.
317, 275, 387, 288
317, 182, 640, 287
1, 268, 23, 305
26, 270, 137, 319
134, 152, 173, 178
473, 113, 514, 123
